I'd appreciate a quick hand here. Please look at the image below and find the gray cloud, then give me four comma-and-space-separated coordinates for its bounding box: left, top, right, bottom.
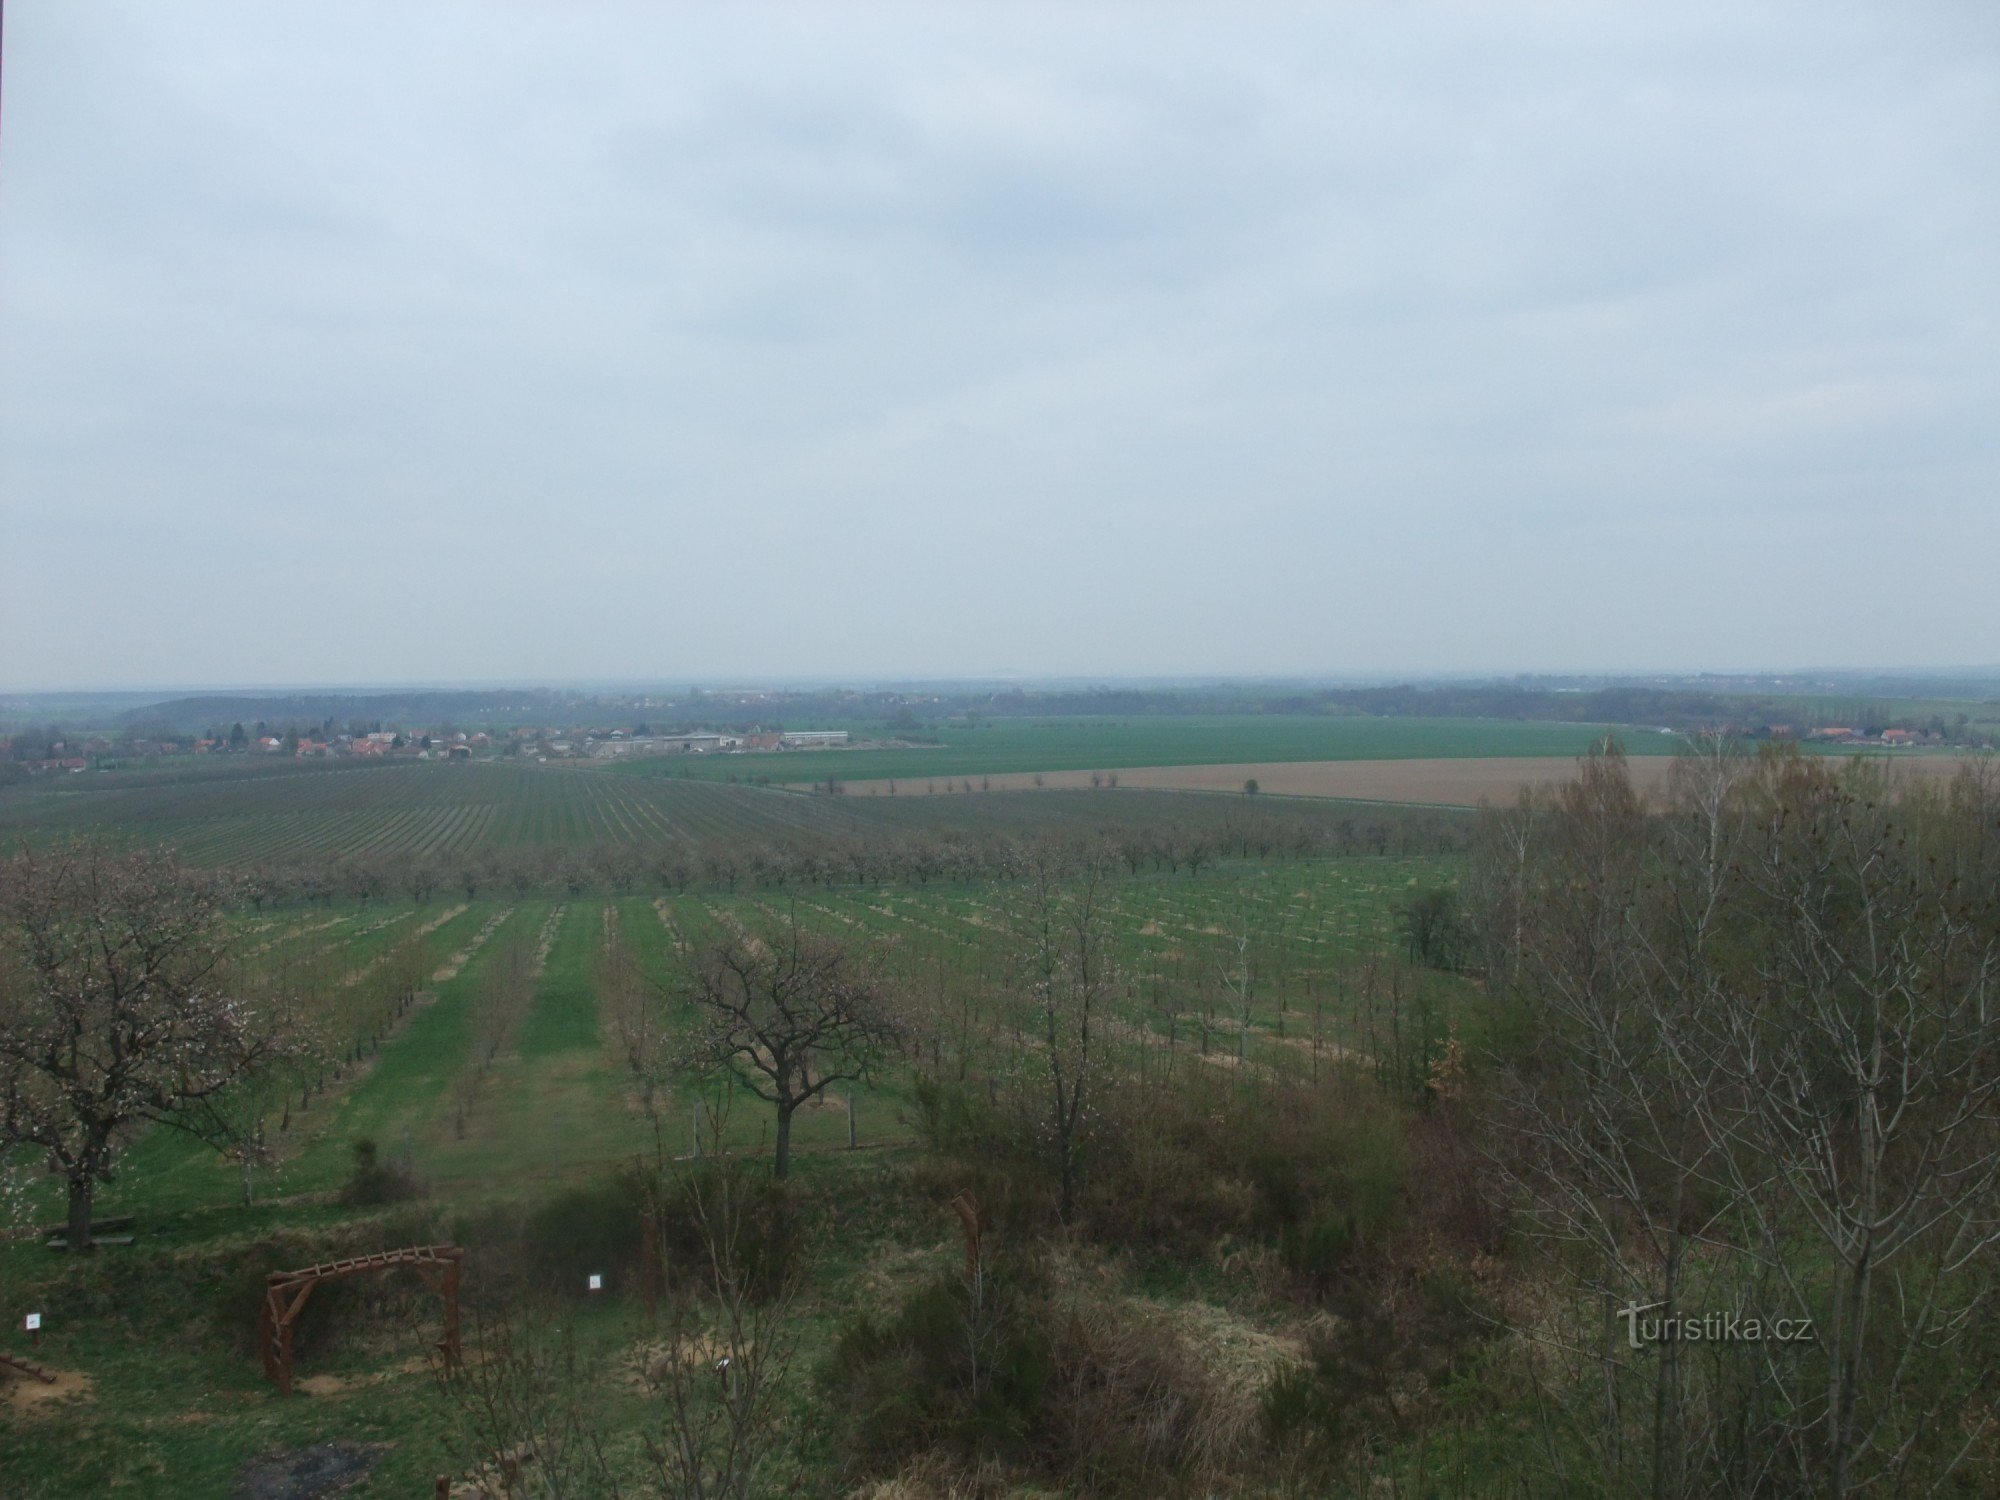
3, 1, 1996, 688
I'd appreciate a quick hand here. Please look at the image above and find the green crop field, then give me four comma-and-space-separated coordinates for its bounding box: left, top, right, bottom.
0, 714, 1724, 878
0, 762, 872, 865
4, 850, 1459, 1223
618, 712, 1668, 788
0, 753, 1472, 872
0, 845, 1476, 1495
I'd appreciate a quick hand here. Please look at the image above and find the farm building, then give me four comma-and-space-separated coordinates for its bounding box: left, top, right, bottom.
587, 732, 733, 758
780, 730, 849, 748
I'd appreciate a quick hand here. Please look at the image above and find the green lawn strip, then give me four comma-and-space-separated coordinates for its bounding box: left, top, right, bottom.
427, 903, 656, 1184
515, 902, 600, 1059
273, 903, 524, 1194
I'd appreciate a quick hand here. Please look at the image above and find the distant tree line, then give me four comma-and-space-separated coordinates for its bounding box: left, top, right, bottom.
9, 676, 1990, 762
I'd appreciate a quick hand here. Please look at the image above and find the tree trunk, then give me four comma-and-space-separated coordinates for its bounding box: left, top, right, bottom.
66, 1174, 95, 1254
774, 1102, 794, 1179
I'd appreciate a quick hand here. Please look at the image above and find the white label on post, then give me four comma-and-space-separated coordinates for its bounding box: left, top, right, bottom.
24, 1313, 41, 1331
587, 1274, 602, 1291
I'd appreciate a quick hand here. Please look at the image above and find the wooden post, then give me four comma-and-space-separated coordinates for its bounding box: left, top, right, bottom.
846, 1091, 857, 1150
950, 1190, 982, 1280
275, 1304, 296, 1398
260, 1244, 465, 1395
441, 1256, 462, 1373
639, 1211, 661, 1318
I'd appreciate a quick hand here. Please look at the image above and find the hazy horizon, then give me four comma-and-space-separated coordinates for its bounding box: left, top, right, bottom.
4, 3, 1997, 690
8, 665, 2000, 705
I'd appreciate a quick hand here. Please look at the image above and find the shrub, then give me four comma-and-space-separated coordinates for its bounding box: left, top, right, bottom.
211, 1259, 359, 1362
1396, 884, 1472, 972
1262, 1264, 1500, 1470
520, 1176, 643, 1294
825, 1251, 1286, 1495
651, 1160, 800, 1304
338, 1137, 423, 1207
824, 1256, 1053, 1478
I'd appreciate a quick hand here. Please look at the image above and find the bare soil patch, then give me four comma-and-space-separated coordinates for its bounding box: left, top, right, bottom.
293, 1354, 434, 1397
232, 1441, 385, 1500
2, 1363, 92, 1413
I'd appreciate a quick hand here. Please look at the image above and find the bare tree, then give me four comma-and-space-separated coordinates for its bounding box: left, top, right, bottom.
604, 911, 681, 1162
1479, 742, 1729, 1493
638, 1103, 801, 1500
1676, 751, 2000, 1498
443, 1307, 619, 1499
683, 911, 901, 1178
1217, 882, 1257, 1062
1003, 847, 1116, 1223
0, 843, 276, 1250
1480, 740, 2000, 1498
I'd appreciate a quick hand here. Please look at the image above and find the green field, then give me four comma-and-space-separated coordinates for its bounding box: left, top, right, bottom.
621, 713, 1667, 788
0, 847, 1469, 1496
0, 753, 1472, 872
28, 854, 1447, 1222
0, 762, 876, 866
0, 715, 1702, 872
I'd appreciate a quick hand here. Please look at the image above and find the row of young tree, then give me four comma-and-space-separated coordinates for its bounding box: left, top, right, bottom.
230, 805, 1470, 912
0, 844, 444, 1248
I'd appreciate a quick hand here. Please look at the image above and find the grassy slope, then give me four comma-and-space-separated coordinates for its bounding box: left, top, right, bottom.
0, 856, 1467, 1497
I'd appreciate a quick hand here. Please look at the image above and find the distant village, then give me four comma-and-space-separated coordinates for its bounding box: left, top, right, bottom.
1731, 723, 1956, 748
3, 722, 852, 776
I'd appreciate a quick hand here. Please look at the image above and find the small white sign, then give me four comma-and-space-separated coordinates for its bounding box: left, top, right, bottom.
586, 1274, 602, 1292
24, 1313, 41, 1331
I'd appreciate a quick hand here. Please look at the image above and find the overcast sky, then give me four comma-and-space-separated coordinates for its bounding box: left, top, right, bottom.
2, 3, 1996, 690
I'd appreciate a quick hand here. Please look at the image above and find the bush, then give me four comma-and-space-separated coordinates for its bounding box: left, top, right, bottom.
1262, 1263, 1499, 1470
520, 1176, 644, 1294
911, 1056, 1423, 1290
651, 1160, 800, 1304
1396, 884, 1473, 972
338, 1137, 423, 1207
825, 1250, 1283, 1495
211, 1258, 359, 1362
824, 1256, 1053, 1478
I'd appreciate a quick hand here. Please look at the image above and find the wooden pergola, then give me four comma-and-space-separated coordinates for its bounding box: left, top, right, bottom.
260, 1243, 464, 1396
